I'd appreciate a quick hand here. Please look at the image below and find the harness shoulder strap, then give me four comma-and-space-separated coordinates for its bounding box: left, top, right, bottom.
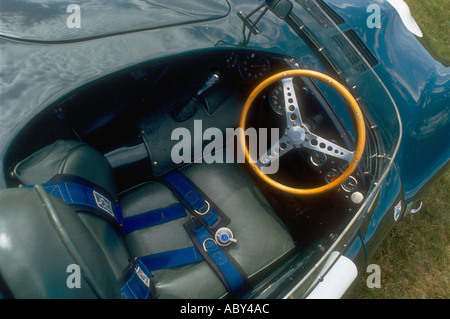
162, 171, 230, 232
26, 174, 187, 234
24, 174, 123, 228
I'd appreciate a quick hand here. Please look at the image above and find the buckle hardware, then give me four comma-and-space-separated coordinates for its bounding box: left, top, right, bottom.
215, 227, 237, 246
194, 200, 210, 216
202, 238, 217, 252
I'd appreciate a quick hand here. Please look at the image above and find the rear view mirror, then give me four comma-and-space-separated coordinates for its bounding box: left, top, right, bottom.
265, 0, 293, 19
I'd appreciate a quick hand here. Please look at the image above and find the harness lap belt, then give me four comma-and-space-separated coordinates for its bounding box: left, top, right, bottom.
139, 246, 203, 271
121, 231, 246, 298
120, 204, 187, 234
138, 223, 247, 294
185, 219, 247, 295
119, 258, 154, 299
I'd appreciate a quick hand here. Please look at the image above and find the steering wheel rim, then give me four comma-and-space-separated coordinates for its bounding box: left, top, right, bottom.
239, 69, 366, 195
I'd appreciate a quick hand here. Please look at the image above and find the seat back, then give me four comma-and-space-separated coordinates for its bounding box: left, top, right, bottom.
14, 140, 117, 197
1, 140, 131, 298
0, 186, 123, 298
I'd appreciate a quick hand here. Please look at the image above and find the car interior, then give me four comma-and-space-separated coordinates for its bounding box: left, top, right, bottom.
0, 48, 373, 298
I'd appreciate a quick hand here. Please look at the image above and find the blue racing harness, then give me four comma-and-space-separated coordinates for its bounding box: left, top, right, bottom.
25, 171, 246, 298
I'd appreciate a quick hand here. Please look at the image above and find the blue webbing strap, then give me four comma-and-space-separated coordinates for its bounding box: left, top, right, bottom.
120, 204, 187, 234
32, 173, 246, 294
24, 180, 122, 227
121, 247, 205, 298
119, 258, 154, 299
139, 246, 203, 271
136, 219, 248, 295
162, 171, 230, 230
185, 220, 247, 294
27, 175, 187, 234
160, 171, 247, 294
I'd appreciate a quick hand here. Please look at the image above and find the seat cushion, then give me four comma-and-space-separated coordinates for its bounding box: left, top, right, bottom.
12, 140, 295, 298
121, 162, 295, 298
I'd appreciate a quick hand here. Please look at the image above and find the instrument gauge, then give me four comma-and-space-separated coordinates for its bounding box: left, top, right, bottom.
325, 169, 339, 184
310, 151, 327, 167
341, 176, 358, 193
238, 53, 270, 81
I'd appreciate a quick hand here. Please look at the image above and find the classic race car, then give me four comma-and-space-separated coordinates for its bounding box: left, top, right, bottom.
0, 0, 448, 300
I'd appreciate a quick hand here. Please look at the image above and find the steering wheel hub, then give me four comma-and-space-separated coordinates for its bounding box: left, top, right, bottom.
288, 126, 306, 146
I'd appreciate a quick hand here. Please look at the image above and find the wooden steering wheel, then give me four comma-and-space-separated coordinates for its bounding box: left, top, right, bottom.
239, 69, 366, 195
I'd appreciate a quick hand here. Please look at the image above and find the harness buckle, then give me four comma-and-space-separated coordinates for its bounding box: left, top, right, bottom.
202, 238, 217, 252
194, 200, 210, 216
215, 227, 237, 246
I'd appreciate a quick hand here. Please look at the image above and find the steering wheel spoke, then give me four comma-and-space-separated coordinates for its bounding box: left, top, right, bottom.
257, 134, 292, 168
303, 132, 354, 162
282, 78, 304, 127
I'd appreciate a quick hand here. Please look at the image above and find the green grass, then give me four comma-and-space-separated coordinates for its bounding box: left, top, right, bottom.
405, 0, 450, 64
347, 171, 449, 298
346, 0, 449, 299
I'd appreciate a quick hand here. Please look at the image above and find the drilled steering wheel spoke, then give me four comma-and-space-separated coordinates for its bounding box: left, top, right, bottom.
257, 134, 293, 168
282, 78, 304, 127
303, 132, 354, 162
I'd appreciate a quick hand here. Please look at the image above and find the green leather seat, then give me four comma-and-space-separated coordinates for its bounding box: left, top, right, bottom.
1, 140, 295, 298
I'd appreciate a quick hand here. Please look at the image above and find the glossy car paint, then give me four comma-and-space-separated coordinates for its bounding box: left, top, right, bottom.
325, 0, 449, 201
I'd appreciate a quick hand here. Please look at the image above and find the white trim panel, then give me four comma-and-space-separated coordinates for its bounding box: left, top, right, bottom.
306, 251, 358, 299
